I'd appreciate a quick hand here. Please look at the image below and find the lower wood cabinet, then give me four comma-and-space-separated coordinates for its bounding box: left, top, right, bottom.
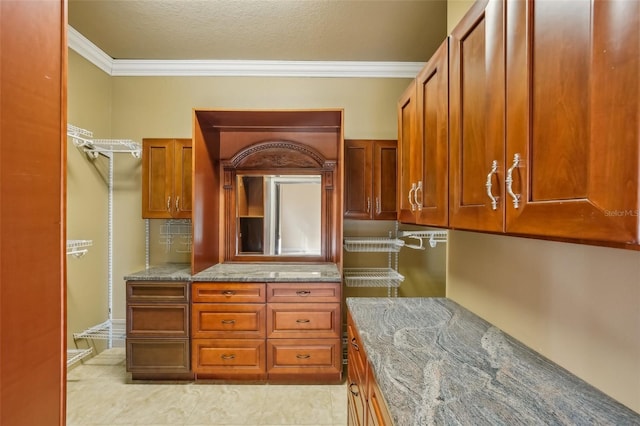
347, 310, 392, 425
125, 281, 192, 380
191, 281, 342, 383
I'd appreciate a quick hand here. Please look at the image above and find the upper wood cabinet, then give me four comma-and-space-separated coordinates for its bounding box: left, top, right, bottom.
142, 138, 192, 219
414, 39, 449, 227
449, 0, 505, 233
344, 139, 397, 220
397, 80, 418, 223
504, 0, 639, 244
397, 39, 450, 228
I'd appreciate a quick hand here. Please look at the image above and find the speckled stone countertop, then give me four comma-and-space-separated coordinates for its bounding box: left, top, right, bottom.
347, 297, 639, 426
123, 263, 192, 281
191, 263, 341, 282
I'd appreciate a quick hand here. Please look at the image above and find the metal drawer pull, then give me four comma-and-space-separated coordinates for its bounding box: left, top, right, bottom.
221, 319, 236, 324
408, 182, 416, 211
175, 196, 180, 212
506, 153, 521, 208
349, 383, 359, 397
166, 196, 171, 212
376, 197, 381, 215
350, 337, 359, 351
367, 197, 371, 213
485, 160, 499, 210
414, 180, 423, 211
222, 290, 236, 296
296, 290, 311, 296
221, 354, 235, 360
296, 354, 311, 359
296, 319, 310, 323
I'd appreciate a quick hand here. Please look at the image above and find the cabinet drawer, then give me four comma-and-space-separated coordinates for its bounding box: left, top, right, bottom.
126, 338, 190, 373
192, 282, 265, 303
192, 303, 265, 338
347, 312, 367, 384
267, 338, 342, 376
267, 303, 340, 339
127, 304, 189, 337
126, 281, 189, 303
266, 282, 341, 303
192, 338, 265, 376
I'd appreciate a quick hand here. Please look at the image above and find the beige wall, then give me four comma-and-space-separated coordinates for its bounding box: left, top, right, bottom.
445, 0, 640, 412
66, 50, 112, 348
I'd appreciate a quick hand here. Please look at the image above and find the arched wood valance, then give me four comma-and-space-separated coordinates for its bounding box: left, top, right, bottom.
223, 140, 334, 170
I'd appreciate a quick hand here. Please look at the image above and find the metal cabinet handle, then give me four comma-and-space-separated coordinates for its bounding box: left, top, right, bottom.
221, 319, 236, 324
296, 354, 311, 359
350, 337, 359, 351
175, 196, 180, 212
222, 290, 236, 296
376, 197, 381, 215
367, 197, 371, 214
506, 153, 521, 208
221, 354, 235, 360
166, 196, 171, 212
296, 290, 311, 296
414, 180, 423, 211
485, 160, 499, 210
349, 383, 359, 397
296, 319, 310, 323
408, 182, 417, 211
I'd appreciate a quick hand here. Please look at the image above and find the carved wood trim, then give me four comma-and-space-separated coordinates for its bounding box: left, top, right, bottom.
223, 140, 330, 169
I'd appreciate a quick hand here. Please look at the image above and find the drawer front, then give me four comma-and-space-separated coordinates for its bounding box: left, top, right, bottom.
192, 338, 265, 375
347, 360, 367, 426
267, 338, 342, 376
266, 282, 341, 303
192, 303, 265, 338
126, 281, 189, 303
126, 338, 190, 373
347, 312, 367, 384
267, 303, 340, 339
127, 304, 189, 337
192, 282, 265, 303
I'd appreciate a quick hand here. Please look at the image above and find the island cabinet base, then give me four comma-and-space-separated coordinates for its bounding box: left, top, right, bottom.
191, 281, 343, 383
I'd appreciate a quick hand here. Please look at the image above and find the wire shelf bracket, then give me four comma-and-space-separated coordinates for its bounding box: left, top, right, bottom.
67, 124, 141, 159
399, 230, 448, 249
67, 348, 93, 368
66, 239, 93, 258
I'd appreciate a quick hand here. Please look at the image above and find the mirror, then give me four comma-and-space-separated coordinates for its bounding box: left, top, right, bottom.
236, 174, 322, 256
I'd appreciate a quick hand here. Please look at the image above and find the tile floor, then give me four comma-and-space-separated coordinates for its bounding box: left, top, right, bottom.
66, 348, 348, 426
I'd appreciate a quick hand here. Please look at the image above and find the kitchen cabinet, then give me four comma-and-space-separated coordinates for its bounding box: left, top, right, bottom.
398, 39, 449, 228
142, 138, 192, 219
448, 0, 639, 245
191, 282, 267, 380
266, 282, 342, 382
449, 0, 505, 233
344, 139, 398, 220
347, 311, 392, 426
397, 81, 418, 223
503, 0, 639, 243
191, 281, 342, 382
125, 281, 192, 380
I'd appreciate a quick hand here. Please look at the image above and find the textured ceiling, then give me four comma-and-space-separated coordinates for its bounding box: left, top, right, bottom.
68, 0, 448, 62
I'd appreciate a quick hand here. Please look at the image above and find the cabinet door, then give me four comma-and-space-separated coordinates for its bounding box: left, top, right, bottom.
449, 0, 505, 232
173, 138, 192, 218
397, 80, 418, 223
142, 139, 174, 218
372, 140, 398, 220
505, 0, 639, 244
344, 140, 374, 219
415, 39, 449, 227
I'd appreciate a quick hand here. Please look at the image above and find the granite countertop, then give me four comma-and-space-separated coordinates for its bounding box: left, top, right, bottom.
191, 263, 341, 282
123, 263, 192, 281
347, 297, 639, 426
124, 262, 341, 283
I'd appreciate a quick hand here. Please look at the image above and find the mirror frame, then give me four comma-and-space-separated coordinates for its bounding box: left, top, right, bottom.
222, 140, 337, 262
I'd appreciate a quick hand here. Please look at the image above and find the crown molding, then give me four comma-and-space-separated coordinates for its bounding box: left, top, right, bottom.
68, 25, 423, 78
